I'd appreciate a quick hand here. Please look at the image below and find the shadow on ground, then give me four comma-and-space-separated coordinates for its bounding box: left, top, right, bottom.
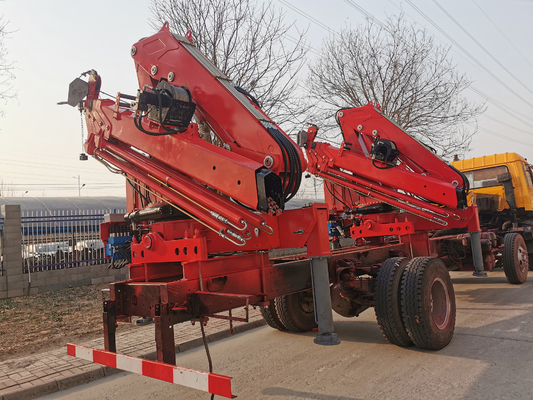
262, 387, 361, 400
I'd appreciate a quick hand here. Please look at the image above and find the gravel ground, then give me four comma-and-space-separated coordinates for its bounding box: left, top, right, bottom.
0, 284, 136, 362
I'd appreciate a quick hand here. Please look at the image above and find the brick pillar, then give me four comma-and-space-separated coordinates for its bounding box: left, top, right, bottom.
1, 205, 24, 298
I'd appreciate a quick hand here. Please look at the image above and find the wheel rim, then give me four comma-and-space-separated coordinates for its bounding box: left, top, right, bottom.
298, 292, 314, 314
430, 277, 451, 330
517, 244, 528, 274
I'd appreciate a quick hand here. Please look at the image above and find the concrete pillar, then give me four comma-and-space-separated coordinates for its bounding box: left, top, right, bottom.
1, 205, 24, 298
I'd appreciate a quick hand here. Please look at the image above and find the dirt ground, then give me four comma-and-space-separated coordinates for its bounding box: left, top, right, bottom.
0, 284, 137, 362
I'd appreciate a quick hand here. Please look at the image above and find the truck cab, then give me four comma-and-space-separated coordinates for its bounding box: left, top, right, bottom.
452, 153, 533, 224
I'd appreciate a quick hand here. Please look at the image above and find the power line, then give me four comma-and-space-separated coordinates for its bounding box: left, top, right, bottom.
405, 0, 533, 110
432, 0, 533, 98
7, 183, 121, 187
0, 160, 106, 174
468, 86, 533, 127
482, 114, 533, 137
384, 0, 533, 127
281, 0, 533, 139
471, 0, 533, 72
278, 0, 339, 37
468, 124, 533, 148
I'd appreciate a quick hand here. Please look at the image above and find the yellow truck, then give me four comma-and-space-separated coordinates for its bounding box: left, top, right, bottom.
449, 152, 533, 283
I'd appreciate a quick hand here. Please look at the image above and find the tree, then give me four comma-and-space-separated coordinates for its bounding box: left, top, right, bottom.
0, 16, 15, 117
149, 0, 308, 128
306, 15, 484, 158
0, 180, 15, 197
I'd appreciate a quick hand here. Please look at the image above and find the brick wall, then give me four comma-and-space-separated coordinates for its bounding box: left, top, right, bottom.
0, 205, 127, 299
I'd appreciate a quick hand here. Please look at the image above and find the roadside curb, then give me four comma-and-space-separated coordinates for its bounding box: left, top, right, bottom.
0, 319, 266, 400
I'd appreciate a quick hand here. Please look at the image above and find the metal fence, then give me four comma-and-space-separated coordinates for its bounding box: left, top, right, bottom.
21, 209, 126, 273
0, 217, 4, 276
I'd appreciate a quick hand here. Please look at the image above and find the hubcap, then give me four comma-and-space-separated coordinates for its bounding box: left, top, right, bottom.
298, 292, 314, 313
430, 277, 451, 330
517, 245, 528, 274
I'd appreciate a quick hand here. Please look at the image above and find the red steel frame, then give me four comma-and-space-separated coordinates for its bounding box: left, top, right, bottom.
304, 103, 485, 269
66, 25, 485, 398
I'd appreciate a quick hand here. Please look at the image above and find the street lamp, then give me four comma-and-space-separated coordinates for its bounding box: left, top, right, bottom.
74, 175, 85, 197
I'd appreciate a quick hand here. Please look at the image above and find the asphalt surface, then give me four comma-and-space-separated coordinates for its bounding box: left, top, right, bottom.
37, 271, 533, 400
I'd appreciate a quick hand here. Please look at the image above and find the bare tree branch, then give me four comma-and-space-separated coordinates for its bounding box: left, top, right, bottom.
0, 16, 15, 118
305, 15, 485, 158
149, 0, 308, 128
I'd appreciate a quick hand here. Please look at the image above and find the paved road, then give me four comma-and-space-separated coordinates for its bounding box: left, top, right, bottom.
38, 271, 533, 400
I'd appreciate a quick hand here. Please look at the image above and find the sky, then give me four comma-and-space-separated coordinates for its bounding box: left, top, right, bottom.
0, 0, 532, 198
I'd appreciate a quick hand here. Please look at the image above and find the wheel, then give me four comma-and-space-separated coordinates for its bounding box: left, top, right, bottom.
401, 257, 456, 350
275, 291, 317, 332
503, 233, 529, 284
259, 299, 287, 331
374, 257, 413, 347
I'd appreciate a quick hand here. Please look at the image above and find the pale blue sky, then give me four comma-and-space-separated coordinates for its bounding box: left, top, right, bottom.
0, 0, 532, 197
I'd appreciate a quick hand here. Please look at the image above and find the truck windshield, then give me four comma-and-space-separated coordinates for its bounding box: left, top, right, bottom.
462, 166, 509, 189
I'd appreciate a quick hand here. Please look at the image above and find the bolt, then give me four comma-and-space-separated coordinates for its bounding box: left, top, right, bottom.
131, 46, 137, 56
357, 125, 363, 131
168, 71, 175, 82
338, 111, 344, 118
151, 65, 158, 75
372, 130, 378, 136
263, 155, 274, 168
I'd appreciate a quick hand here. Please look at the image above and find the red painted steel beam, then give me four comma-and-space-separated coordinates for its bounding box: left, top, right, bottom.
85, 100, 265, 211
105, 138, 269, 230
130, 23, 306, 176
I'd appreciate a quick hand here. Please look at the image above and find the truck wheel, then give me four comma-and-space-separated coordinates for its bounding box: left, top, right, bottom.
275, 291, 317, 332
401, 257, 456, 350
374, 257, 413, 347
503, 233, 529, 284
260, 299, 287, 331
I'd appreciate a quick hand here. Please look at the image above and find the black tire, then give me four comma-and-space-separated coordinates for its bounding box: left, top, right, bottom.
375, 257, 413, 347
259, 299, 287, 331
275, 291, 317, 332
503, 233, 529, 284
401, 257, 456, 350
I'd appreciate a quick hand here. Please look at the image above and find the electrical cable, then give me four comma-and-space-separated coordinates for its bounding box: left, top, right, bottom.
127, 179, 149, 207
325, 181, 351, 210
200, 322, 215, 400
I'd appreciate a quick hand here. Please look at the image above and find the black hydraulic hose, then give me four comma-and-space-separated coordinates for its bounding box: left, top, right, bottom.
265, 126, 303, 201
325, 182, 351, 210
127, 179, 150, 207
266, 127, 289, 194
278, 131, 302, 201
134, 114, 175, 136
449, 163, 470, 194
234, 85, 260, 108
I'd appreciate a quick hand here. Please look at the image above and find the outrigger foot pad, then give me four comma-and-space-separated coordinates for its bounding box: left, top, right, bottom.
314, 333, 341, 346
472, 271, 488, 277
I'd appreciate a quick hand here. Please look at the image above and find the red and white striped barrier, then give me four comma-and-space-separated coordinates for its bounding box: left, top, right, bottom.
67, 343, 234, 398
